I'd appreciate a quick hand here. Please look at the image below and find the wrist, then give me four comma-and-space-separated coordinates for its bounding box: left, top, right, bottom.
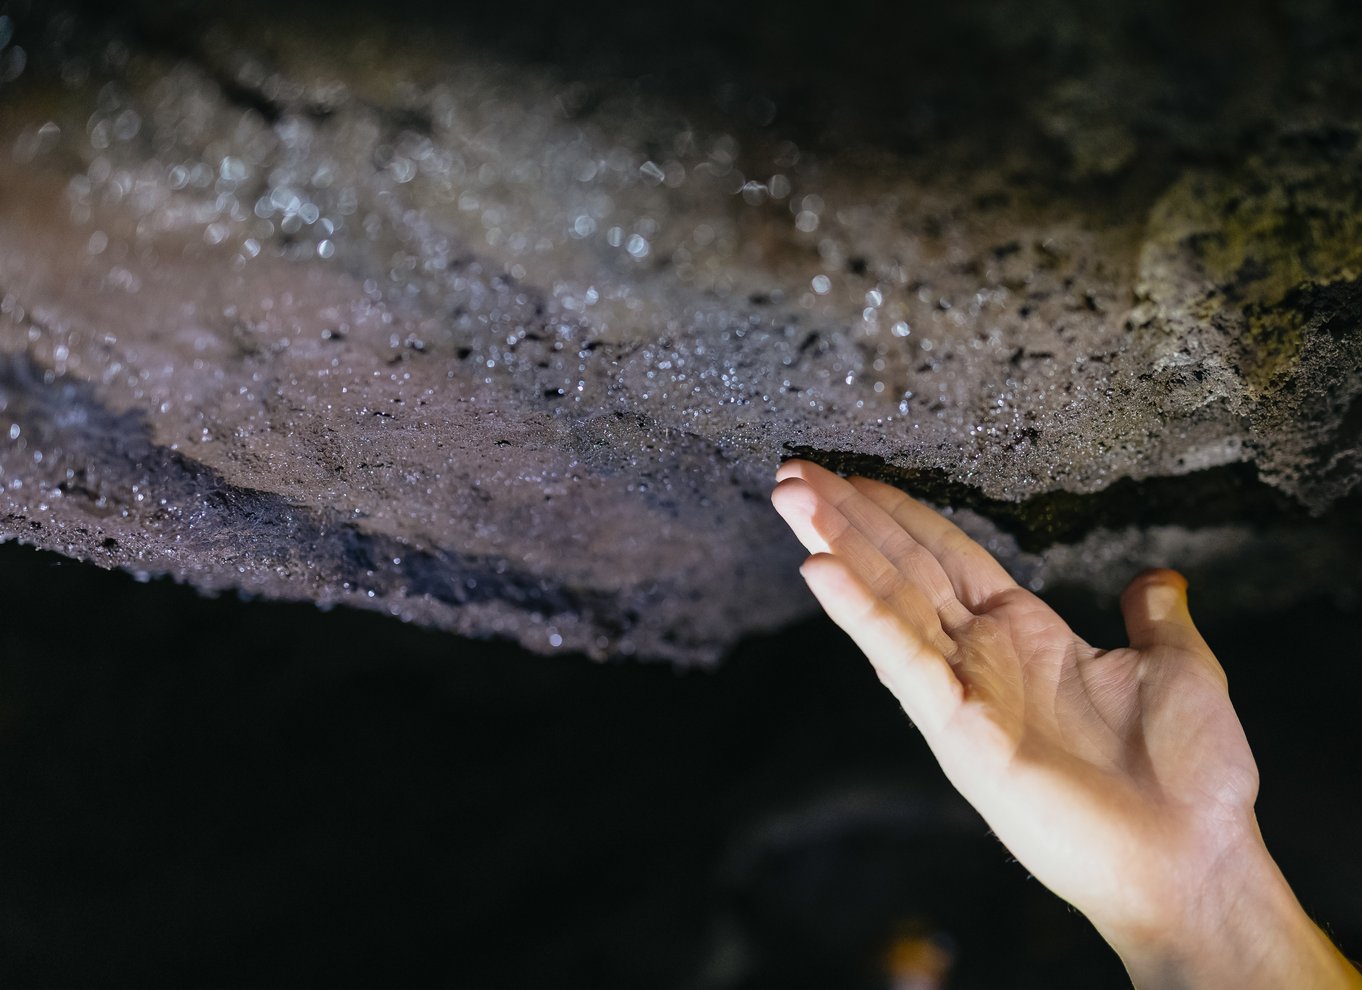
1094, 827, 1360, 989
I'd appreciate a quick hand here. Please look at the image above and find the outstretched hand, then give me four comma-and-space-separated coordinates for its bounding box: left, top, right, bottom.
771, 459, 1360, 988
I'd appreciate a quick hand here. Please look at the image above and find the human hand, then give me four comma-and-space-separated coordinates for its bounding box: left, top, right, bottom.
771, 459, 1361, 988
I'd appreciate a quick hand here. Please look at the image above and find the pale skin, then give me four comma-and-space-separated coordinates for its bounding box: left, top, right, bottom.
771, 459, 1362, 989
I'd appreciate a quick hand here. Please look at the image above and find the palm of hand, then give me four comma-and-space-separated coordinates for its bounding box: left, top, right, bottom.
772, 460, 1260, 939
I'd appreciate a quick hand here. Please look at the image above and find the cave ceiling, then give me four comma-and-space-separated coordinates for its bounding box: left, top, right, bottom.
1, 0, 1360, 662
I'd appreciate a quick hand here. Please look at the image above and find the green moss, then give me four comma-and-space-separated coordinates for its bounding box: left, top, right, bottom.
1143, 135, 1362, 391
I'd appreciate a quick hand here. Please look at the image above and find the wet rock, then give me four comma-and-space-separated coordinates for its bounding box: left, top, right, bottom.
1, 1, 1359, 662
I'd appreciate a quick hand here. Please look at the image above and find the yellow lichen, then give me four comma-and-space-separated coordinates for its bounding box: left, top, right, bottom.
1140, 145, 1362, 391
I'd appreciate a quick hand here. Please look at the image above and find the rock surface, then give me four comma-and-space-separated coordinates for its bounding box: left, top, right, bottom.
1, 0, 1360, 662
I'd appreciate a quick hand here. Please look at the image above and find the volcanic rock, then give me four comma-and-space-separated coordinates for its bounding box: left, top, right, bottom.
1, 0, 1359, 662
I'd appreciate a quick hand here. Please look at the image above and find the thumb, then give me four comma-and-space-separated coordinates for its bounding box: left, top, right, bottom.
1119, 568, 1207, 654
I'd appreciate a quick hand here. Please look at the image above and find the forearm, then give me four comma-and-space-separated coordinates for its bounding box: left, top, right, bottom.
1095, 837, 1362, 990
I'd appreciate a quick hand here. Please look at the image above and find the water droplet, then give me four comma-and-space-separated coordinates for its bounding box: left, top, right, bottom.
0, 44, 26, 84
218, 156, 248, 184
112, 109, 140, 142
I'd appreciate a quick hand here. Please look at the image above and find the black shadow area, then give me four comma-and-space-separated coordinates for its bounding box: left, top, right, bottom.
1, 543, 1359, 988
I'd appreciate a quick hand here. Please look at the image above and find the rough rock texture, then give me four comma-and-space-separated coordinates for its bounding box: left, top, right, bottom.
1, 0, 1360, 662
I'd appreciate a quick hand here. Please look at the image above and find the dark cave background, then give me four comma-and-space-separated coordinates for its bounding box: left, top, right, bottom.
1, 540, 1359, 988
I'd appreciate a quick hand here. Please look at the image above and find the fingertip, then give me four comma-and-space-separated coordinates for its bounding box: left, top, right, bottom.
798, 550, 838, 578
776, 458, 842, 485
798, 552, 857, 600
770, 475, 815, 515
1120, 568, 1201, 647
1122, 567, 1188, 601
